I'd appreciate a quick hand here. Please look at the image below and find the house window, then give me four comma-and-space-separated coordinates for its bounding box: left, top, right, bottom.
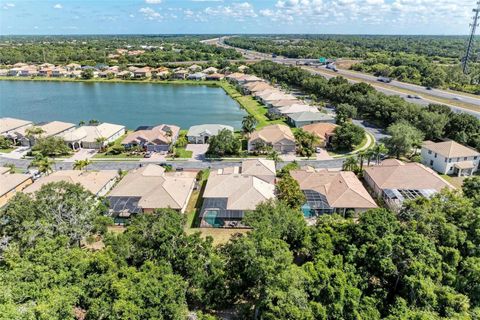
428, 150, 432, 154
449, 158, 452, 163
444, 158, 447, 163
457, 158, 460, 162
475, 156, 478, 160
434, 153, 437, 158
430, 160, 434, 166
464, 157, 467, 161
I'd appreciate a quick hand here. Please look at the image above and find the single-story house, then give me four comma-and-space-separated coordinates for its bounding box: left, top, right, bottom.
20, 121, 76, 146
225, 72, 245, 83
421, 140, 479, 176
117, 70, 132, 78
173, 69, 189, 80
302, 123, 338, 147
0, 169, 33, 207
39, 63, 55, 69
108, 164, 197, 223
65, 63, 81, 71
274, 104, 319, 116
242, 81, 273, 95
290, 167, 378, 217
52, 67, 67, 77
203, 66, 219, 74
287, 111, 335, 128
62, 122, 125, 150
363, 159, 455, 211
206, 73, 225, 81
187, 124, 234, 144
23, 170, 118, 197
188, 64, 202, 72
133, 67, 151, 78
248, 124, 296, 154
188, 72, 207, 81
269, 99, 303, 109
38, 68, 53, 77
199, 160, 276, 228
122, 124, 179, 152
7, 68, 21, 76
19, 66, 38, 77
0, 117, 33, 142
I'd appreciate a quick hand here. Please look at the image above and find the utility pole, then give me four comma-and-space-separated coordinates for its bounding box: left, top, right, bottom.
462, 1, 480, 74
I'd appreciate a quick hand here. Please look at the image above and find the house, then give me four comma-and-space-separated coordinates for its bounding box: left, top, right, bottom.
62, 122, 125, 150
0, 170, 33, 207
20, 121, 76, 146
152, 67, 170, 79
39, 63, 55, 69
363, 159, 454, 210
242, 81, 273, 95
133, 67, 151, 78
238, 74, 263, 84
248, 124, 296, 154
0, 117, 33, 142
23, 170, 118, 197
287, 112, 335, 128
7, 68, 21, 76
0, 69, 8, 76
199, 159, 276, 227
117, 70, 132, 79
275, 104, 319, 116
173, 69, 188, 80
205, 73, 225, 81
269, 99, 303, 109
68, 70, 83, 78
188, 64, 202, 72
203, 66, 218, 74
225, 72, 245, 83
122, 124, 179, 152
290, 167, 377, 217
38, 68, 53, 77
19, 66, 38, 77
302, 123, 338, 147
66, 63, 81, 71
187, 124, 234, 144
421, 140, 479, 176
107, 164, 197, 223
262, 93, 298, 106
188, 72, 207, 81
51, 67, 67, 77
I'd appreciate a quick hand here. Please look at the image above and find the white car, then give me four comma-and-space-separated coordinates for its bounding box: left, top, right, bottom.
315, 147, 322, 153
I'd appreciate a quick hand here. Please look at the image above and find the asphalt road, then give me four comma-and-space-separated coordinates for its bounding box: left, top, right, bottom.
0, 157, 345, 172
213, 37, 480, 119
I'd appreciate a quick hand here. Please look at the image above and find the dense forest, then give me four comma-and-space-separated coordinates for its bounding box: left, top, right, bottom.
0, 177, 479, 319
0, 35, 242, 66
225, 36, 480, 94
250, 61, 480, 150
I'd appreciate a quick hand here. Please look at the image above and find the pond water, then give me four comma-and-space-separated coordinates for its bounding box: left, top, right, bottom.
0, 80, 247, 129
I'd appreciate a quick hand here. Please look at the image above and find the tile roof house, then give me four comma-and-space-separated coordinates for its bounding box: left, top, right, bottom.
20, 121, 76, 146
122, 124, 180, 152
188, 64, 202, 72
200, 159, 276, 228
62, 122, 125, 150
421, 140, 479, 176
290, 167, 377, 217
107, 165, 197, 223
203, 66, 219, 74
0, 170, 33, 207
133, 67, 151, 78
363, 159, 454, 211
173, 69, 189, 79
302, 123, 338, 147
275, 104, 320, 116
248, 124, 296, 154
205, 73, 225, 81
287, 111, 336, 128
0, 117, 33, 141
188, 72, 207, 81
242, 81, 274, 95
269, 99, 303, 109
187, 124, 234, 144
24, 170, 118, 197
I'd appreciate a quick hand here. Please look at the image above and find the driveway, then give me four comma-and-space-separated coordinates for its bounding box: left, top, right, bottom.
140, 153, 166, 162
1, 146, 30, 160
67, 149, 97, 161
352, 119, 390, 142
315, 149, 333, 160
186, 144, 209, 161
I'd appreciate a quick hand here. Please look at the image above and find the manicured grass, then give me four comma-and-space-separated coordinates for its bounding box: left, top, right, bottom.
219, 81, 287, 129
93, 153, 144, 159
174, 148, 193, 159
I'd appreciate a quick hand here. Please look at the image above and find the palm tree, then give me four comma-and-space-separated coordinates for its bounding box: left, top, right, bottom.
73, 159, 92, 171
30, 155, 54, 175
374, 143, 389, 165
365, 149, 376, 166
267, 150, 281, 163
95, 137, 107, 151
357, 150, 368, 170
25, 126, 45, 139
79, 120, 86, 126
342, 156, 359, 172
242, 115, 257, 135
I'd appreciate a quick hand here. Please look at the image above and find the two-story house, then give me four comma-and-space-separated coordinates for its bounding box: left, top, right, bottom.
421, 140, 479, 176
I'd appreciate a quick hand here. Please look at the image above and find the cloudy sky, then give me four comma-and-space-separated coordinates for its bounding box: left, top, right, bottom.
0, 0, 476, 35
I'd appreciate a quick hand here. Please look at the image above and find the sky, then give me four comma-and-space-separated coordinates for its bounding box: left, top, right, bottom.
0, 0, 477, 35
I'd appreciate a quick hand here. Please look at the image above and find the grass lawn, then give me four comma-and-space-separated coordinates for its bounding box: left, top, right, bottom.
219, 81, 287, 129
173, 148, 193, 159
439, 174, 466, 189
93, 130, 144, 159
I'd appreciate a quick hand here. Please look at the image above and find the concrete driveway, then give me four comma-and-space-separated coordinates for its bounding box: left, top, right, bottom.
67, 149, 97, 161
0, 146, 30, 160
186, 144, 209, 161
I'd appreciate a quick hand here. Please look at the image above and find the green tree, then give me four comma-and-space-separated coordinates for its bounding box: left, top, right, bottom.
32, 136, 72, 157
342, 156, 359, 172
335, 103, 357, 124
276, 174, 306, 210
242, 114, 258, 134
0, 136, 13, 149
462, 176, 480, 207
294, 129, 319, 158
29, 154, 54, 174
206, 129, 241, 157
383, 121, 425, 158
332, 123, 365, 151
81, 68, 94, 79
73, 159, 91, 171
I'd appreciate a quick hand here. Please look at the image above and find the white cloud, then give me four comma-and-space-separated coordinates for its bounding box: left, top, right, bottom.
139, 7, 163, 20
145, 0, 162, 3
53, 3, 63, 9
203, 2, 257, 20
2, 3, 15, 9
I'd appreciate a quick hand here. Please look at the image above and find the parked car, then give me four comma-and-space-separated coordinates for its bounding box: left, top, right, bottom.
315, 147, 322, 153
144, 151, 153, 158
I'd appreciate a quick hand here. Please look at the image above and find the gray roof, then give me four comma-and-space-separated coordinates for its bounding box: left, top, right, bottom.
288, 112, 335, 122
187, 124, 234, 137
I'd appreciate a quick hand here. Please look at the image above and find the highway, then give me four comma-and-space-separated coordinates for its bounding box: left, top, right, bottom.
211, 37, 480, 119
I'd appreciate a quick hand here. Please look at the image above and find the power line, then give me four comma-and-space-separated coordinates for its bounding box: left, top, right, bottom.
462, 1, 480, 74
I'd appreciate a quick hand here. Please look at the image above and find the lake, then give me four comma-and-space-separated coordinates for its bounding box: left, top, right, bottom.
0, 81, 247, 129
